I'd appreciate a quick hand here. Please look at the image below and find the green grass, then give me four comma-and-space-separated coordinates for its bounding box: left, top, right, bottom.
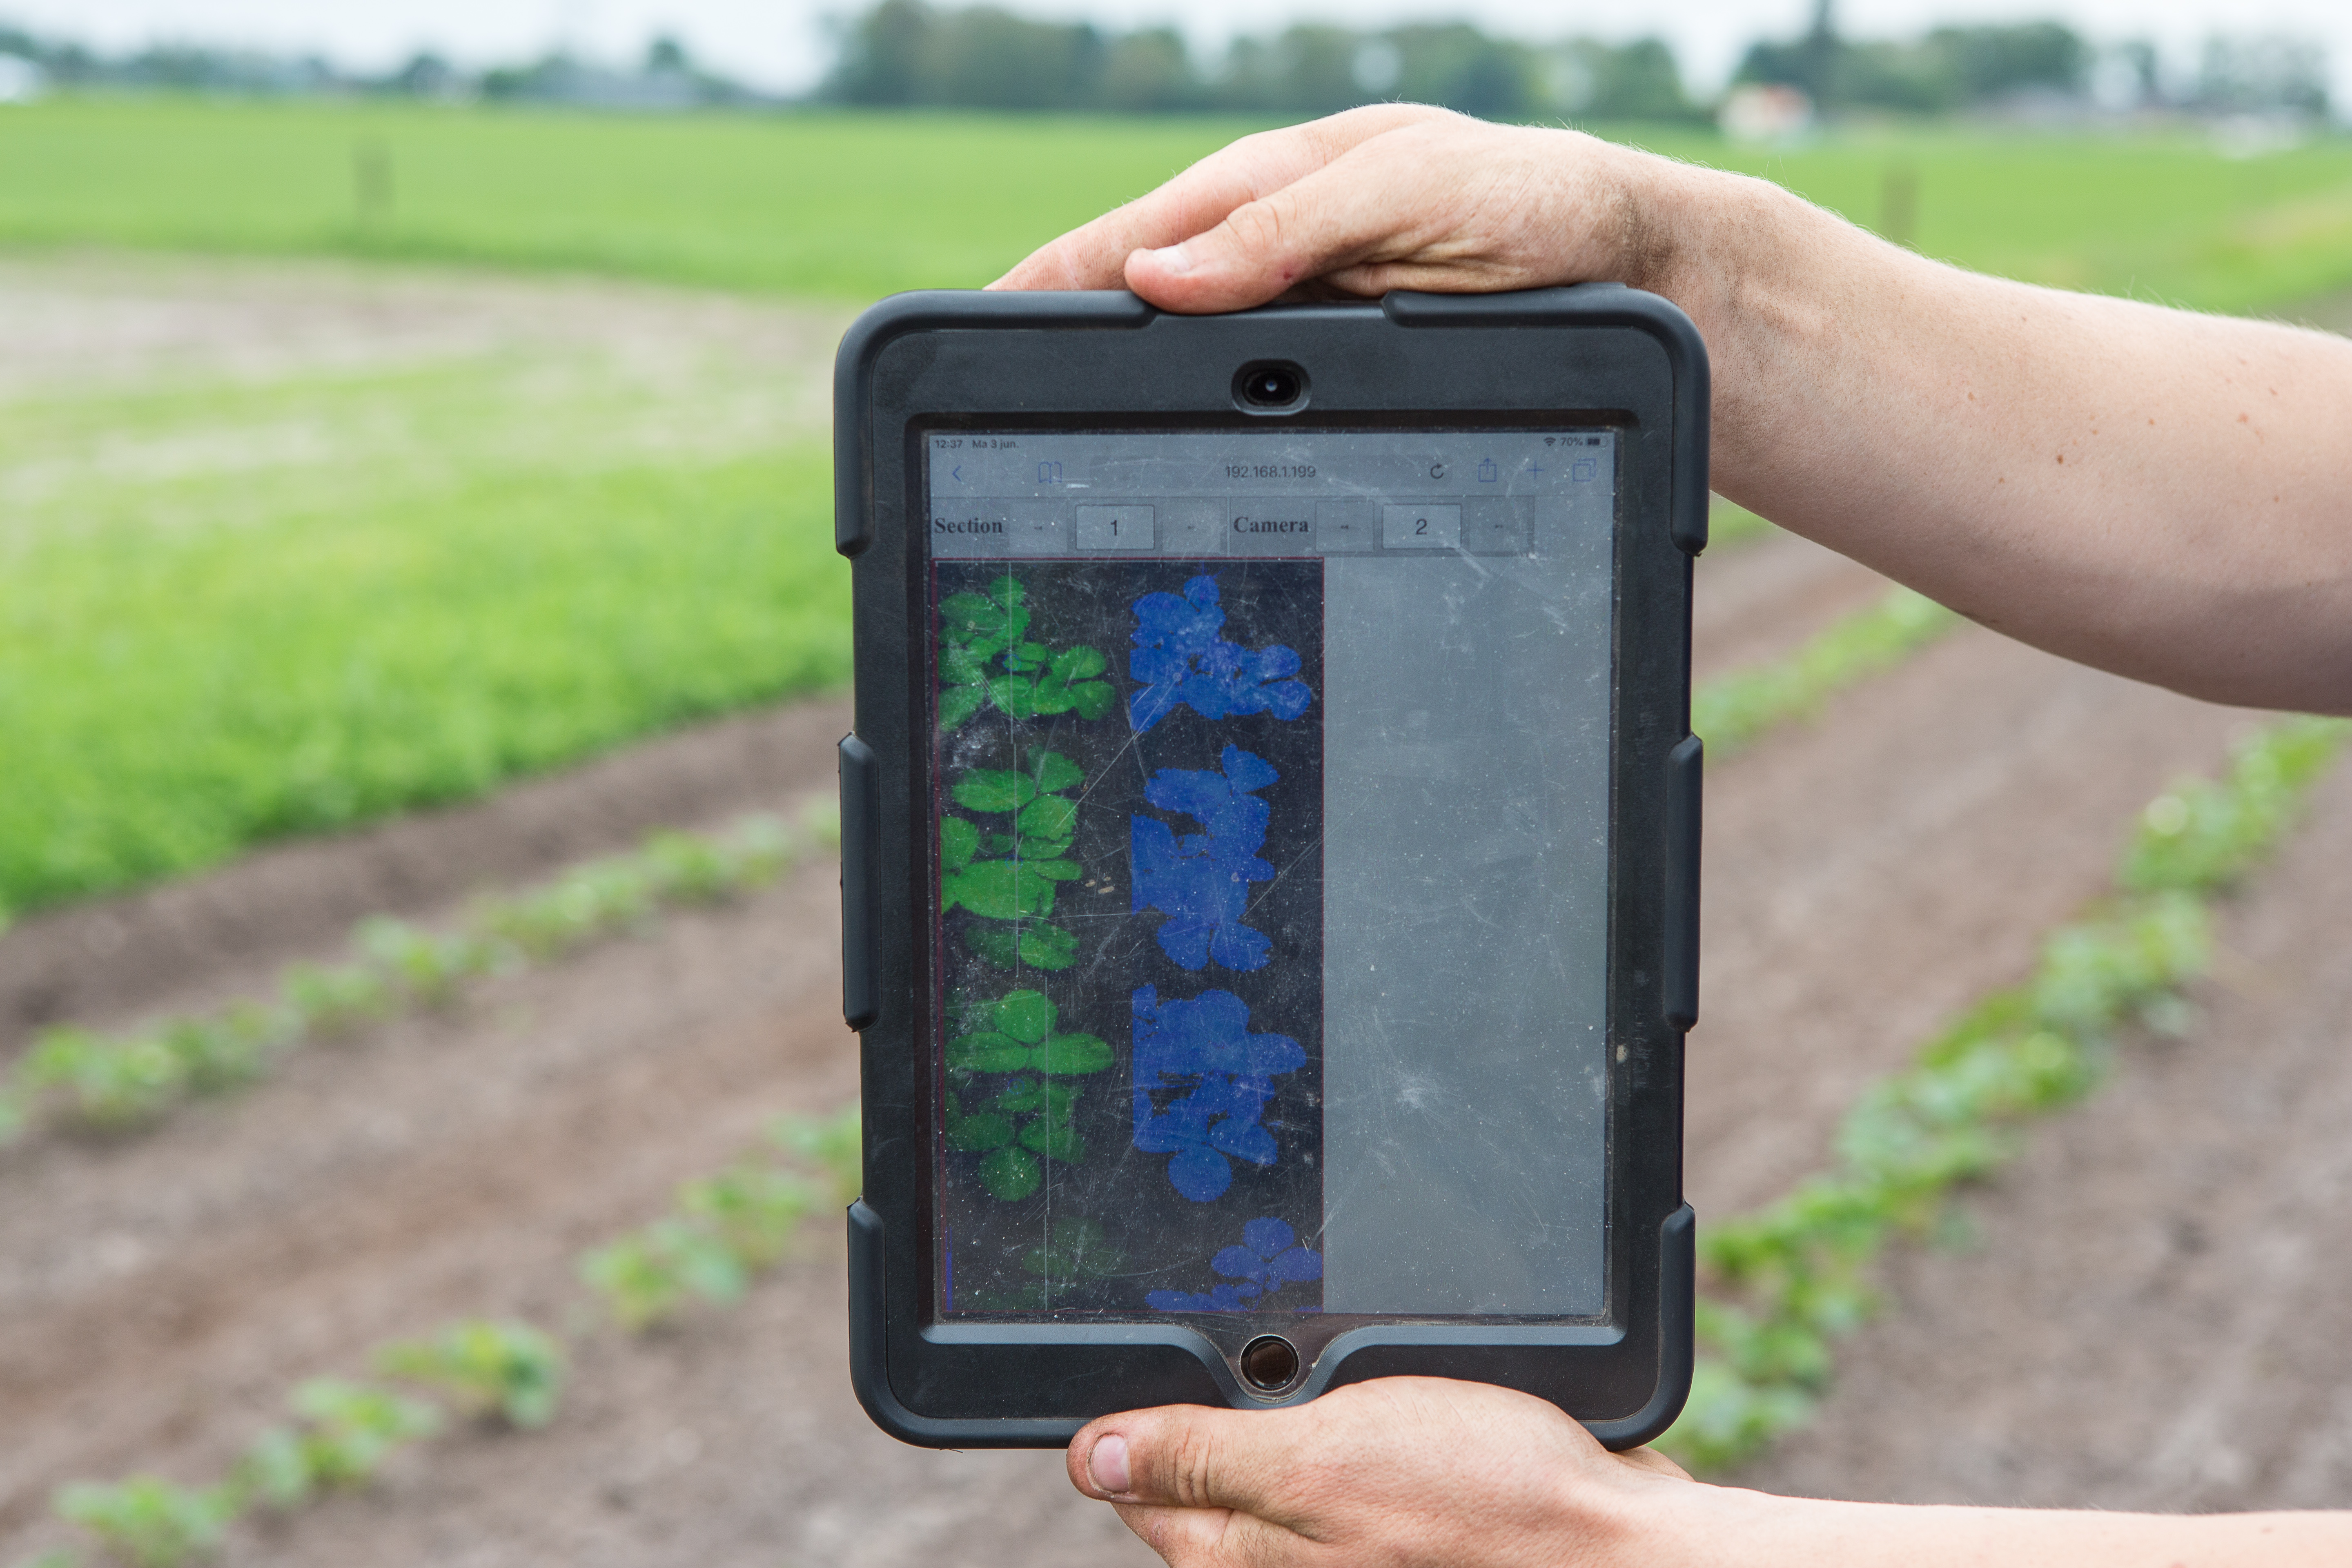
0, 99, 1268, 300
1614, 125, 2352, 316
4, 100, 2351, 310
0, 333, 847, 915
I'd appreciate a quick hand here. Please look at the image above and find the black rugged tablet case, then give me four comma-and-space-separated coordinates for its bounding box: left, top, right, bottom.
835, 286, 1703, 1448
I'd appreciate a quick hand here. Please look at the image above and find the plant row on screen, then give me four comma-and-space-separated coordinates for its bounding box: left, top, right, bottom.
29, 1107, 859, 1568
1656, 715, 2352, 1472
0, 806, 839, 1149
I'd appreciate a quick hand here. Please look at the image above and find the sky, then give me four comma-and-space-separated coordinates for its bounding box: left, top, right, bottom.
11, 0, 2351, 106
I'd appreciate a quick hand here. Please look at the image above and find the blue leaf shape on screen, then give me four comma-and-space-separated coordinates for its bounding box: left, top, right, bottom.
1146, 1216, 1325, 1312
1127, 575, 1313, 733
1131, 744, 1278, 972
1131, 986, 1305, 1203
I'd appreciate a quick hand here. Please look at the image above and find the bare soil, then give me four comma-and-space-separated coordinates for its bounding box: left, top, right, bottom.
1, 261, 2339, 1564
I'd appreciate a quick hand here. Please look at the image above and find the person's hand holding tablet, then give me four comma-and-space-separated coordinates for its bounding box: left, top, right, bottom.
998, 105, 2352, 713
991, 106, 2352, 1568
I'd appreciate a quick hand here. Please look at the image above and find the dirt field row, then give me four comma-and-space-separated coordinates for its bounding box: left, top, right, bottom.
1, 264, 2342, 1565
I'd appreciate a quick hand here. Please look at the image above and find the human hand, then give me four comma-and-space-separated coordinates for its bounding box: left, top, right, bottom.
1066, 1376, 1699, 1568
990, 106, 1693, 315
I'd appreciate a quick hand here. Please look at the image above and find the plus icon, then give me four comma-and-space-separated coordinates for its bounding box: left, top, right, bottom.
1525, 457, 1545, 479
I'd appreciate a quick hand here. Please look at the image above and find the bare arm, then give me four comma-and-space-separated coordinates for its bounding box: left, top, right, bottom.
1064, 1379, 2352, 1568
994, 107, 2352, 713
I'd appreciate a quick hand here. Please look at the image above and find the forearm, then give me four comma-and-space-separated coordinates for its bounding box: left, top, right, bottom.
1633, 156, 2352, 712
1647, 1482, 2352, 1567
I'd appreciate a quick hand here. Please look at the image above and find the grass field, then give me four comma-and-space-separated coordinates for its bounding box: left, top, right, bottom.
4, 99, 2352, 311
0, 273, 846, 915
4, 98, 2350, 918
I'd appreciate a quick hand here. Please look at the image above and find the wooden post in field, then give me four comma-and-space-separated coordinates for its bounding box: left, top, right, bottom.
354, 138, 394, 238
1880, 161, 1918, 250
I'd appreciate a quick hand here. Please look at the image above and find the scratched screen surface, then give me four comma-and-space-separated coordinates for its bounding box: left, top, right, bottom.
926, 430, 1617, 1320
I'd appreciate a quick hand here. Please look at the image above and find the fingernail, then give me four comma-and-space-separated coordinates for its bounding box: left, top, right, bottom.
1088, 1434, 1131, 1494
1147, 243, 1196, 276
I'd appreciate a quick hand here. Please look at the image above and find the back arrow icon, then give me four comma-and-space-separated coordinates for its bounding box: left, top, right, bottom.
951, 465, 966, 483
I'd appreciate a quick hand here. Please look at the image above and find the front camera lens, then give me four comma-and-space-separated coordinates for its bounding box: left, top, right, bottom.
1241, 1335, 1300, 1392
1237, 363, 1305, 409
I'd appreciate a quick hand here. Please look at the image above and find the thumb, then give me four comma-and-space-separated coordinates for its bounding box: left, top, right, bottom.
1070, 1402, 1313, 1522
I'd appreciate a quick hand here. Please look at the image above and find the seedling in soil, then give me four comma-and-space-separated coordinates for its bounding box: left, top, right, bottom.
376, 1319, 567, 1430
356, 918, 496, 1006
581, 1217, 746, 1330
279, 960, 392, 1038
681, 1167, 817, 1272
19, 1030, 189, 1131
581, 1102, 861, 1330
280, 1379, 440, 1487
2, 810, 830, 1149
53, 1477, 235, 1568
936, 575, 1115, 732
771, 1105, 861, 1204
579, 1164, 817, 1331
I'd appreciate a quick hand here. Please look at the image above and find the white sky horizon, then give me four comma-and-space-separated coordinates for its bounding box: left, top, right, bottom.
8, 1, 2349, 109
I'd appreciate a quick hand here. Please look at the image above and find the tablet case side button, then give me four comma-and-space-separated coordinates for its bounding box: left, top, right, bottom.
840, 733, 880, 1030
1664, 735, 1702, 1031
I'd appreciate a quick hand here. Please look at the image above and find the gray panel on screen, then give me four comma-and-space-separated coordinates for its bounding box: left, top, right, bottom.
1320, 523, 1613, 1316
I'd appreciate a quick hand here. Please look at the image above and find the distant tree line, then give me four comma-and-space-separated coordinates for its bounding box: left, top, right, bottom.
821, 0, 2331, 121
0, 26, 768, 107
1736, 1, 2326, 117
821, 3, 1700, 120
0, 7, 2329, 120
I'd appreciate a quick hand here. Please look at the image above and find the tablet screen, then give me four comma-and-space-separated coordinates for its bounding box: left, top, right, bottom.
923, 428, 1617, 1321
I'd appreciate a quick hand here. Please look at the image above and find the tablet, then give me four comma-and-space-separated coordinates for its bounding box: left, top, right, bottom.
835, 287, 1704, 1448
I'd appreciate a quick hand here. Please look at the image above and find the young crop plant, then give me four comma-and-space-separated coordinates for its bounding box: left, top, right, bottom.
1657, 715, 2352, 1474
53, 1477, 235, 1568
937, 575, 1114, 732
940, 751, 1085, 971
945, 988, 1111, 1201
376, 1319, 567, 1430
1691, 586, 1960, 761
580, 1101, 861, 1330
772, 1104, 862, 1204
1, 808, 832, 1149
51, 1372, 443, 1567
